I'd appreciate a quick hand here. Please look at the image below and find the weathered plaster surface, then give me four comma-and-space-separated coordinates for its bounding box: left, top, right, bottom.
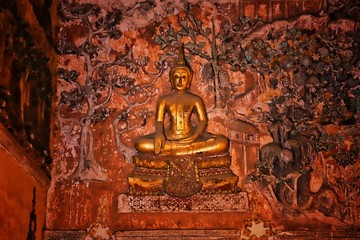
46, 0, 360, 238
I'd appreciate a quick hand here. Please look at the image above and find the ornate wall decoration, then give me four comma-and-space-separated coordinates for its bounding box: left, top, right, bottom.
154, 3, 263, 108
244, 14, 360, 228
48, 0, 360, 236
85, 195, 114, 240
56, 1, 166, 181
240, 191, 274, 239
118, 193, 249, 212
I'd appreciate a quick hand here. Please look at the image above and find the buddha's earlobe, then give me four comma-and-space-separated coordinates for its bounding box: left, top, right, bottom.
187, 77, 192, 89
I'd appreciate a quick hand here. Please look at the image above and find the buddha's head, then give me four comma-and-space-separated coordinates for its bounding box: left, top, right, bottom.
170, 47, 193, 91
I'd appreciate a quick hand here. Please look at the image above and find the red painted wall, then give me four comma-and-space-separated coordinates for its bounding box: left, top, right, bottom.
0, 124, 49, 240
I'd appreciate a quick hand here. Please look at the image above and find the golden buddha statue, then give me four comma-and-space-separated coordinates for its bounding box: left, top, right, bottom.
134, 49, 228, 156
128, 48, 238, 198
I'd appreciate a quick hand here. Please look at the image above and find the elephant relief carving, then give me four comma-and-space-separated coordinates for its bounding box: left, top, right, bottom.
254, 120, 348, 222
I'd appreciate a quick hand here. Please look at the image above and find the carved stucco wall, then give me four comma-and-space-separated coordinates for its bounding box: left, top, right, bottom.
0, 0, 355, 238
47, 1, 360, 238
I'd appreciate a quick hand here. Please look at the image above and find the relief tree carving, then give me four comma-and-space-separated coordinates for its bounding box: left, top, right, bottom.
246, 16, 359, 224
57, 1, 166, 180
112, 50, 166, 163
245, 24, 359, 158
154, 3, 263, 108
57, 2, 121, 181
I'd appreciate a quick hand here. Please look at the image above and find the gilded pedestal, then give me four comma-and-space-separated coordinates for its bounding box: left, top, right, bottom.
128, 152, 238, 197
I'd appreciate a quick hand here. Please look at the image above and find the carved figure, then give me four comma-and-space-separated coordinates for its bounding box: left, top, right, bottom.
260, 142, 294, 177
134, 48, 228, 155
128, 47, 238, 197
255, 121, 350, 223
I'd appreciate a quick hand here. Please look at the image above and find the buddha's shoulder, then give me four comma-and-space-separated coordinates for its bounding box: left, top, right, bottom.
158, 94, 172, 101
187, 92, 203, 101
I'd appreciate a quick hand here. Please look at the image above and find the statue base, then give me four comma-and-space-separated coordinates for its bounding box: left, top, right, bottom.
128, 152, 238, 197
115, 192, 250, 231
118, 192, 249, 212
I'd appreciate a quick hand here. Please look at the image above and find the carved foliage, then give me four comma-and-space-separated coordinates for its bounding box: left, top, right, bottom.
56, 0, 166, 181
154, 3, 263, 108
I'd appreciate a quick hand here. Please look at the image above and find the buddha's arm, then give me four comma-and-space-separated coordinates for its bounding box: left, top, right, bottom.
154, 121, 165, 153
154, 98, 166, 154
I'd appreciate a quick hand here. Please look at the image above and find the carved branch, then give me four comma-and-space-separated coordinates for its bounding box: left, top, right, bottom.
112, 64, 164, 162
57, 4, 124, 181
141, 60, 167, 77
82, 16, 94, 41
113, 117, 137, 162
58, 103, 83, 125
94, 85, 113, 111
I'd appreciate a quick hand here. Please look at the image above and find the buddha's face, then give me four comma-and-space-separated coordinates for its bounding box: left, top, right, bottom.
171, 68, 190, 91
